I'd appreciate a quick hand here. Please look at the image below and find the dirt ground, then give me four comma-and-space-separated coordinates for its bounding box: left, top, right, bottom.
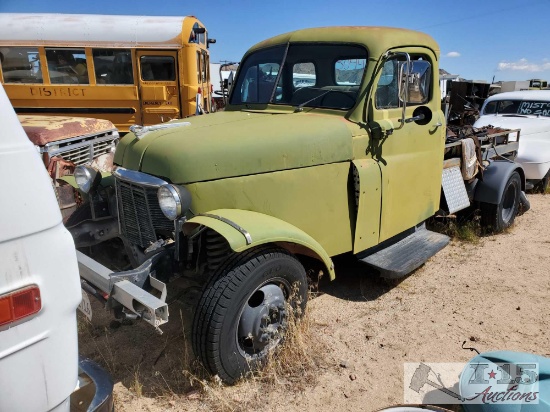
78, 194, 550, 412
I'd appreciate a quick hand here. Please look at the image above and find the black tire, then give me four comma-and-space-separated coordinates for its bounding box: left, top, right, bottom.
532, 170, 550, 194
191, 247, 308, 384
480, 171, 521, 233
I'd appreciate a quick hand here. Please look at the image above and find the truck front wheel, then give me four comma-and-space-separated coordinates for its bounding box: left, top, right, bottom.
191, 247, 308, 384
480, 171, 521, 233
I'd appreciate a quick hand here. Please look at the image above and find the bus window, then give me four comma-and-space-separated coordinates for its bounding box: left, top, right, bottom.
93, 49, 133, 85
45, 48, 89, 84
1, 47, 42, 84
140, 56, 175, 81
189, 23, 206, 45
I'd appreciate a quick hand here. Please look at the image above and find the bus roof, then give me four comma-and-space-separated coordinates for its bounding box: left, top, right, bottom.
0, 13, 204, 48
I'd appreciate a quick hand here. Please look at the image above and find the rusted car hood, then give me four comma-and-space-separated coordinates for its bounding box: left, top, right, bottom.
19, 115, 116, 146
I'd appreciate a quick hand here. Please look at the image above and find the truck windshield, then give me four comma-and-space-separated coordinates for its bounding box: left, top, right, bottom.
483, 99, 550, 117
230, 43, 367, 110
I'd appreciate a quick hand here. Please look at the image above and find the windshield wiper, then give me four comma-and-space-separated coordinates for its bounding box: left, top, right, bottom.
294, 89, 333, 112
501, 114, 528, 117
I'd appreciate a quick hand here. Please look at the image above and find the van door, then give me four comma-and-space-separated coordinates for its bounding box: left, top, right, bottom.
370, 48, 446, 242
137, 50, 181, 125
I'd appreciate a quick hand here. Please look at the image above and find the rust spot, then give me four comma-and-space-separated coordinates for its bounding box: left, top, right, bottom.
18, 115, 116, 146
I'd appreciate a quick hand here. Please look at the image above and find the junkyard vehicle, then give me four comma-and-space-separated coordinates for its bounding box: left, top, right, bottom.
19, 114, 119, 222
474, 90, 550, 193
0, 13, 215, 132
0, 84, 113, 411
74, 27, 528, 384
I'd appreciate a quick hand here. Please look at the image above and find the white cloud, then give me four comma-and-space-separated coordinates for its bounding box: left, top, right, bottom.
498, 58, 550, 72
446, 51, 461, 58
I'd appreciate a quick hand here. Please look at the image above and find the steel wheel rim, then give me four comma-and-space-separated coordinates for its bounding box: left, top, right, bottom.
236, 277, 291, 359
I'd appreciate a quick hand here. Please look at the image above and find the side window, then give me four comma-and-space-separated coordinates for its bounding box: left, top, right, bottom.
1, 47, 42, 84
46, 48, 89, 84
189, 23, 206, 45
335, 58, 366, 85
140, 56, 175, 81
293, 62, 316, 88
93, 49, 133, 85
376, 58, 401, 109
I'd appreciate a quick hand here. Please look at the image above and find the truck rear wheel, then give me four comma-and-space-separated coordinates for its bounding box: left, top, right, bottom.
480, 171, 521, 233
191, 247, 308, 384
533, 170, 550, 194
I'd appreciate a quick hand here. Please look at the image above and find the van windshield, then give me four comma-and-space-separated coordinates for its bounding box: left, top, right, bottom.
483, 99, 550, 117
230, 43, 367, 110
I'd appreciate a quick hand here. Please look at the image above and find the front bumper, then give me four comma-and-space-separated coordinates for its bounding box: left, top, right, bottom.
71, 357, 114, 412
77, 250, 170, 330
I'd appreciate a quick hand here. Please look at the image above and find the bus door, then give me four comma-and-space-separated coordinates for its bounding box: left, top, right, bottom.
198, 50, 211, 113
137, 50, 180, 125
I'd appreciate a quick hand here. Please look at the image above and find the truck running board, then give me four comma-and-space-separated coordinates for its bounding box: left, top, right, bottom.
359, 226, 450, 279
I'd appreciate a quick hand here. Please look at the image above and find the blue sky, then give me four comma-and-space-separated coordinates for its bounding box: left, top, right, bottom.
2, 0, 550, 83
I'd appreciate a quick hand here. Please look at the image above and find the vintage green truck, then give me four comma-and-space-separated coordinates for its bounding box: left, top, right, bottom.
73, 26, 528, 383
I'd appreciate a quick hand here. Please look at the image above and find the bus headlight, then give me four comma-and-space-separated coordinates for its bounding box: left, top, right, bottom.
74, 165, 101, 193
157, 184, 192, 221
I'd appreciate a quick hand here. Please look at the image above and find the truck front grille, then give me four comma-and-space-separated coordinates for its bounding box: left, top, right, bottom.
45, 131, 118, 165
115, 178, 174, 248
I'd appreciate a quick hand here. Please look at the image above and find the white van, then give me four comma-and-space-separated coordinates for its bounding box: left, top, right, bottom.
0, 84, 113, 411
474, 90, 550, 192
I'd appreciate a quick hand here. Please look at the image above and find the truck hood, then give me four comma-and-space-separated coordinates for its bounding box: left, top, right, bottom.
115, 111, 354, 184
19, 115, 116, 146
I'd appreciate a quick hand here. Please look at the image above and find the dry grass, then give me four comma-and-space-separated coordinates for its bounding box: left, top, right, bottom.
182, 291, 325, 412
77, 281, 325, 411
429, 217, 481, 244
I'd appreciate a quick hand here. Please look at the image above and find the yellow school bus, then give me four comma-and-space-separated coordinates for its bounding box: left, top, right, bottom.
0, 13, 215, 132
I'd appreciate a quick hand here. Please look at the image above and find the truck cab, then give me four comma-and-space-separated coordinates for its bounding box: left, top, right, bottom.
74, 27, 526, 384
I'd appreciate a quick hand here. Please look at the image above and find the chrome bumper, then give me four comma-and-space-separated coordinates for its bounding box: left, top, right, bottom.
72, 357, 114, 412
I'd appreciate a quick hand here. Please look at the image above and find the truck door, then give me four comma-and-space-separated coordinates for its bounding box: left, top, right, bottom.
137, 50, 181, 125
370, 49, 446, 242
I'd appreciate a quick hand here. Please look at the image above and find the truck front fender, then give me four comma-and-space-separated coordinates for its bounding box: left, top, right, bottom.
184, 209, 336, 280
474, 160, 526, 205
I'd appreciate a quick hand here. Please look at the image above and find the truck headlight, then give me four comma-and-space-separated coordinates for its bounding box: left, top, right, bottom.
74, 165, 101, 193
157, 184, 192, 221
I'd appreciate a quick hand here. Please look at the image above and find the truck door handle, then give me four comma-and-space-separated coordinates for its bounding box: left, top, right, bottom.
434, 122, 442, 127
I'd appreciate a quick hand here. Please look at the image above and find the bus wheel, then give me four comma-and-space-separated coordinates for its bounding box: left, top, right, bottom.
480, 171, 521, 233
191, 247, 308, 384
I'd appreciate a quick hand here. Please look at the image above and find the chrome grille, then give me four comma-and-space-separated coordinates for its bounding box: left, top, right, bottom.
116, 178, 174, 248
44, 130, 118, 165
